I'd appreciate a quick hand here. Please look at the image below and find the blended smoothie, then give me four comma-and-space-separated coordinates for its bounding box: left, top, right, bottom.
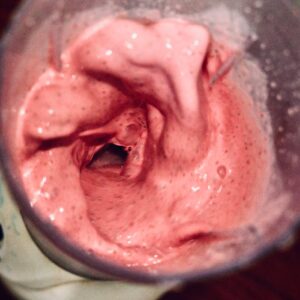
16, 13, 272, 271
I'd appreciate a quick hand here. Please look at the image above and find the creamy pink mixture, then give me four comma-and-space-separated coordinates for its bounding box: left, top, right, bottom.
17, 18, 270, 269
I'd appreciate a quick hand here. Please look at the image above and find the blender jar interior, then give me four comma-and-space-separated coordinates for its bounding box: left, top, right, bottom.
0, 0, 300, 282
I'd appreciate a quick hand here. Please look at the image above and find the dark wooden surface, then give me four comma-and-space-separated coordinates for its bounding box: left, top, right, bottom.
0, 1, 300, 299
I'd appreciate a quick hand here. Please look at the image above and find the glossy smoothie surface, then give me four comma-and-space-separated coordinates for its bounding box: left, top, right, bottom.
16, 17, 271, 270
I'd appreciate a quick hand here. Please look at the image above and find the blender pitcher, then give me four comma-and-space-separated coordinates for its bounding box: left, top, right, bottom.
0, 0, 300, 299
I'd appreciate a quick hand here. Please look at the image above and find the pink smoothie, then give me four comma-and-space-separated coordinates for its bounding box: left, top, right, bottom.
16, 17, 271, 270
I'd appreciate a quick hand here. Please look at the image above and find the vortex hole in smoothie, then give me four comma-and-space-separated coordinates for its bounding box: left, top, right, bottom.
87, 144, 129, 170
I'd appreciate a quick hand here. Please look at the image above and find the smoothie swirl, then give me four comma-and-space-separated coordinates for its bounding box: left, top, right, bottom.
17, 18, 271, 269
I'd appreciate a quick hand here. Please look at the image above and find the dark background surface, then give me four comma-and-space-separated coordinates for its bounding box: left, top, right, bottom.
0, 1, 300, 299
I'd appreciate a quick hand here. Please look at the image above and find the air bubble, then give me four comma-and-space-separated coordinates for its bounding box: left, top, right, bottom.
217, 166, 227, 179
265, 58, 272, 65
244, 7, 252, 14
254, 1, 263, 8
37, 127, 44, 134
260, 43, 266, 50
283, 49, 290, 57
278, 126, 284, 133
287, 107, 300, 117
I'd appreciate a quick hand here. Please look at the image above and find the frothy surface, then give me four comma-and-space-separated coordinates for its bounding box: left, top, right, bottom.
16, 16, 271, 271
